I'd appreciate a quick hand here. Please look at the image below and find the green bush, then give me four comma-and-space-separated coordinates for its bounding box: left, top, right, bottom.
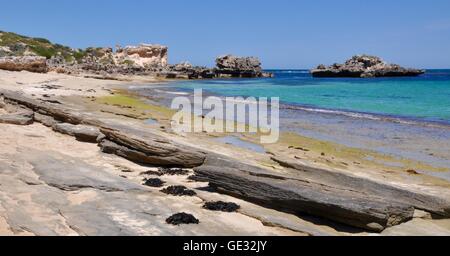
30, 45, 56, 59
73, 50, 87, 62
121, 59, 135, 66
32, 37, 51, 44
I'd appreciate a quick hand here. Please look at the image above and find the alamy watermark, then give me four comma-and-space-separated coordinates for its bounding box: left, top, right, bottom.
171, 89, 280, 144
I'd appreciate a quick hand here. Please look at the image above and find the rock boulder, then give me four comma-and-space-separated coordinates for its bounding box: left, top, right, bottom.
0, 56, 48, 73
215, 55, 272, 78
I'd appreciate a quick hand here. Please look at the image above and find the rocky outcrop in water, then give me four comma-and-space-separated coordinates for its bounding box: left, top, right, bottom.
215, 55, 273, 78
0, 56, 48, 73
157, 56, 273, 79
157, 62, 216, 79
311, 55, 425, 78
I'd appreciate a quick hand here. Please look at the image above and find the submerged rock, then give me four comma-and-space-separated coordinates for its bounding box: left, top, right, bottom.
203, 201, 241, 212
161, 186, 197, 197
166, 213, 199, 225
311, 55, 425, 78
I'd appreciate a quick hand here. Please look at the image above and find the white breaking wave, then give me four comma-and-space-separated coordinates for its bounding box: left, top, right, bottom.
154, 89, 190, 95
282, 104, 450, 129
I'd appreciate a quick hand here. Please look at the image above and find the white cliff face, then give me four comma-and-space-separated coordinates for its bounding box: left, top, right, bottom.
114, 44, 168, 68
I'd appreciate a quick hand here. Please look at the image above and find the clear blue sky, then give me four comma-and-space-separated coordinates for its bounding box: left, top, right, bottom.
2, 0, 450, 69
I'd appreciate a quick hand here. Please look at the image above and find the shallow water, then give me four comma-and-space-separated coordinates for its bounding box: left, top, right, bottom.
130, 71, 450, 170
213, 136, 266, 154
171, 70, 450, 125
144, 118, 159, 125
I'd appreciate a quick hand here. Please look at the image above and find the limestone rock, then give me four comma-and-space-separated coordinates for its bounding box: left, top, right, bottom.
272, 156, 450, 217
99, 125, 207, 168
100, 126, 206, 168
215, 55, 272, 78
194, 155, 416, 232
53, 123, 102, 143
116, 44, 168, 68
0, 105, 34, 125
0, 56, 48, 73
30, 153, 144, 192
216, 55, 262, 72
311, 55, 425, 78
34, 112, 58, 127
0, 112, 34, 125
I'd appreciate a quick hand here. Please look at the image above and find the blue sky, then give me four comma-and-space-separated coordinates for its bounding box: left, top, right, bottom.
2, 0, 450, 68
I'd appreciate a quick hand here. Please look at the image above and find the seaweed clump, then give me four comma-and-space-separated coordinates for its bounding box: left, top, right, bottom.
203, 201, 241, 212
166, 213, 200, 225
158, 167, 190, 176
161, 186, 196, 196
143, 178, 165, 188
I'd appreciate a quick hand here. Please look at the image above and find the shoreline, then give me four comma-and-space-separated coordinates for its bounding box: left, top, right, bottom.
150, 80, 450, 128
129, 82, 450, 172
1, 69, 450, 235
163, 70, 450, 128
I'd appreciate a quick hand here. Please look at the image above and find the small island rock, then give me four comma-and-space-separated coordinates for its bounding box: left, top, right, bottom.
311, 55, 424, 78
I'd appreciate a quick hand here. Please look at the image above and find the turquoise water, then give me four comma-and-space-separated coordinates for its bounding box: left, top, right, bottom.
171, 70, 450, 124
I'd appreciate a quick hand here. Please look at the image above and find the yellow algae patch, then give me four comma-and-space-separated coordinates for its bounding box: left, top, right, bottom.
96, 93, 176, 121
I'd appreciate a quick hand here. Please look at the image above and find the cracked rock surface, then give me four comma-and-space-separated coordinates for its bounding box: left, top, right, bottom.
0, 123, 307, 236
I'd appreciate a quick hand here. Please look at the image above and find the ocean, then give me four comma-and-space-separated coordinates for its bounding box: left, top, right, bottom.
169, 69, 450, 125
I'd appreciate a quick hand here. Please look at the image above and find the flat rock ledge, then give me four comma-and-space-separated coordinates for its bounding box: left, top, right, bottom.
0, 110, 34, 125
0, 98, 34, 125
0, 91, 206, 168
194, 155, 450, 232
53, 123, 101, 143
99, 125, 206, 168
2, 90, 450, 232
